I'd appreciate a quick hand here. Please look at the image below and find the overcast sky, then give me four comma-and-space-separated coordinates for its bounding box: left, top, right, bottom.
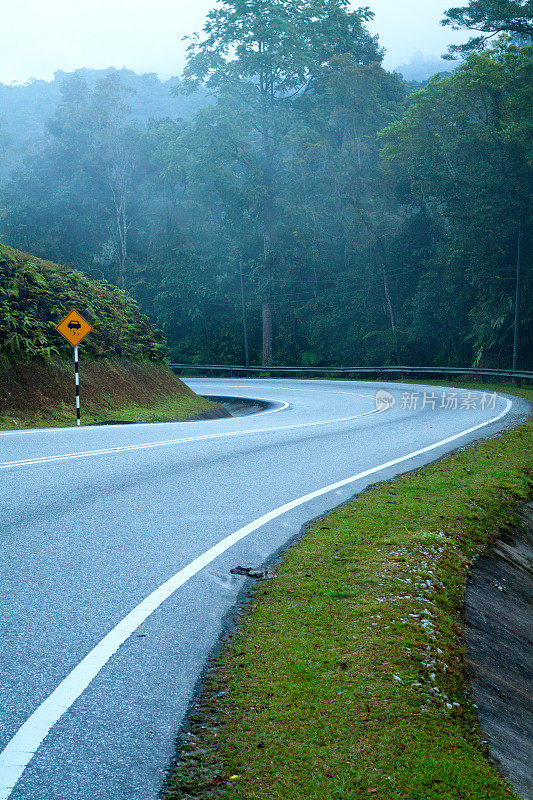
1, 0, 468, 85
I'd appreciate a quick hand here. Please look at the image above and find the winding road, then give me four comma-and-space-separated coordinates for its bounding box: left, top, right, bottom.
0, 378, 529, 800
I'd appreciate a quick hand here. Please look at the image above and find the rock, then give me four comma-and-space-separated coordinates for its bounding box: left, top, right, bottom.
230, 566, 275, 580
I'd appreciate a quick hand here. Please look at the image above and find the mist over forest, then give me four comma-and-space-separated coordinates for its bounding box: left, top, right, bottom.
0, 0, 531, 369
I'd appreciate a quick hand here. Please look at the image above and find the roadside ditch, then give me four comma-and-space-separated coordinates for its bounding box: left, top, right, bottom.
199, 395, 281, 417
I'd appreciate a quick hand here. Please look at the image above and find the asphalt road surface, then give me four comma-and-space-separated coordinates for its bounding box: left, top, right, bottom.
0, 379, 529, 800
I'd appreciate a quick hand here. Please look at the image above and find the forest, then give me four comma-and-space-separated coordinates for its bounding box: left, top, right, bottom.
0, 0, 531, 369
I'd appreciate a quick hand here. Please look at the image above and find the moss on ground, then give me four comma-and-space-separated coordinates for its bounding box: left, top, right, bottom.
166, 385, 532, 800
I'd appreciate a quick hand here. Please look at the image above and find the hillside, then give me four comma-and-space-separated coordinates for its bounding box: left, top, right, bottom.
0, 245, 222, 428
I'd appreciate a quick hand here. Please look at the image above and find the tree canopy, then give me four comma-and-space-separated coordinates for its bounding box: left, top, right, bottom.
181, 0, 381, 95
442, 0, 533, 55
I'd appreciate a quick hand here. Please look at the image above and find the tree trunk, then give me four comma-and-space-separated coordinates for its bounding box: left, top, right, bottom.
381, 264, 396, 336
261, 227, 274, 366
512, 213, 522, 372
262, 301, 273, 367
355, 201, 400, 364
261, 123, 275, 367
239, 263, 250, 367
116, 196, 127, 290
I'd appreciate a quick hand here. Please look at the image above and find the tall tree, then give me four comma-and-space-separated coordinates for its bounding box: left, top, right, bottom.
178, 0, 381, 364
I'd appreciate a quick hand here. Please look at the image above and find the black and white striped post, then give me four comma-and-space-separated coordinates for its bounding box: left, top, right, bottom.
74, 345, 81, 426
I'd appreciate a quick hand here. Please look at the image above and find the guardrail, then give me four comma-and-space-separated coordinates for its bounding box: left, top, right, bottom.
171, 364, 533, 386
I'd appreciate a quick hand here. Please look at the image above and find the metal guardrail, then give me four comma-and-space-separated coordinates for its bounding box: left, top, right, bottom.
171, 364, 533, 385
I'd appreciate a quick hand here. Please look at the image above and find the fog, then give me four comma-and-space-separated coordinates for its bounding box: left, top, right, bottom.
1, 0, 528, 371
2, 0, 467, 85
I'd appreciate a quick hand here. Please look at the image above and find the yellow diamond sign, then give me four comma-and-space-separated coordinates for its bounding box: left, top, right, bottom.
55, 309, 93, 347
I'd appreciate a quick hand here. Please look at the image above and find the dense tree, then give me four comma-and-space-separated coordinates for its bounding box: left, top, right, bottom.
1, 74, 146, 288
0, 68, 209, 172
0, 6, 530, 370
381, 43, 532, 366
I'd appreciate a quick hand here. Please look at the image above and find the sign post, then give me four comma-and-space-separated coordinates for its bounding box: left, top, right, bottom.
55, 309, 94, 426
74, 345, 80, 425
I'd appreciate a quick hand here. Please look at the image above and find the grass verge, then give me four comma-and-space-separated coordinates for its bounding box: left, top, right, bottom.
166, 385, 532, 800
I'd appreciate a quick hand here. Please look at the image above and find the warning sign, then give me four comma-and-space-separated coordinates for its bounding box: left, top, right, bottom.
55, 309, 93, 347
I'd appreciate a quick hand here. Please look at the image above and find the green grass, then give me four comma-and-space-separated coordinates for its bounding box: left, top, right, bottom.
166, 384, 532, 800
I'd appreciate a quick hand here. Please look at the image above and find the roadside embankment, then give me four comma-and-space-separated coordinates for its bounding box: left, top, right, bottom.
0, 357, 226, 429
0, 244, 228, 428
466, 503, 533, 800
166, 386, 532, 800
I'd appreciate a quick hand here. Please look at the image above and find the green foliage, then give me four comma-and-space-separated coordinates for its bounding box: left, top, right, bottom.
0, 244, 167, 361
180, 0, 381, 95
442, 0, 533, 56
0, 68, 209, 181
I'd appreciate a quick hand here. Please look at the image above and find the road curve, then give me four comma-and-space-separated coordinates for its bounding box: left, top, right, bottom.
0, 379, 529, 800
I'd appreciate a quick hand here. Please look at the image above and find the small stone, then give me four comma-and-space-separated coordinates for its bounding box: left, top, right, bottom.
230, 566, 274, 580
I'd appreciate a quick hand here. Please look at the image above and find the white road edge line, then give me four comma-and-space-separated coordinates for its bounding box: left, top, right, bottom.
0, 399, 513, 798
0, 406, 382, 469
